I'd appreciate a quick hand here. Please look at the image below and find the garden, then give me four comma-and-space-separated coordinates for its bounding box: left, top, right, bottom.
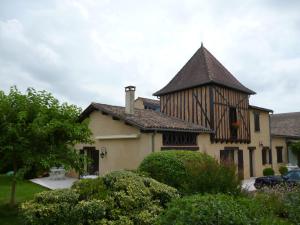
18, 151, 300, 225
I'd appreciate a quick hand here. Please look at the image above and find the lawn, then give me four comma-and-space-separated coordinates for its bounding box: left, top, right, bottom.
0, 174, 47, 225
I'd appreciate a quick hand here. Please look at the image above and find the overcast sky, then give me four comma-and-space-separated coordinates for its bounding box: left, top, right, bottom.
0, 0, 299, 113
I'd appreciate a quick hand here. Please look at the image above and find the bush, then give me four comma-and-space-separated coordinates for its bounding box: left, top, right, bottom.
279, 166, 288, 175
263, 167, 275, 176
21, 189, 80, 225
138, 150, 240, 195
158, 194, 290, 225
282, 189, 300, 224
21, 171, 179, 225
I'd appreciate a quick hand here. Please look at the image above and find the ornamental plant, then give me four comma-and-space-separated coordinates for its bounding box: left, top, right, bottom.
138, 150, 240, 195
21, 171, 179, 225
263, 167, 275, 176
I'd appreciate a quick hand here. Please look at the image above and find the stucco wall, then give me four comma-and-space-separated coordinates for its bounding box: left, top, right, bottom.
134, 98, 144, 109
76, 111, 162, 175
271, 136, 288, 173
248, 109, 271, 177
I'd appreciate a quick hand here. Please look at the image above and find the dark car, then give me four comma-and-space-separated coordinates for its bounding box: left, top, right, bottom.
254, 169, 300, 189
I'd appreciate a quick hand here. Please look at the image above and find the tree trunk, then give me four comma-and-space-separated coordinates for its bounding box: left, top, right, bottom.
10, 153, 17, 206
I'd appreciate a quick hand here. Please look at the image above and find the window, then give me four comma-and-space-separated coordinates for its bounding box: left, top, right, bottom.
276, 147, 283, 163
262, 148, 267, 165
262, 147, 272, 165
229, 107, 238, 139
162, 132, 197, 146
254, 112, 260, 132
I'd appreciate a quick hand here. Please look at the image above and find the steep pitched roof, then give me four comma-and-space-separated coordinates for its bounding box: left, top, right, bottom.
80, 102, 212, 133
271, 112, 300, 138
153, 45, 255, 96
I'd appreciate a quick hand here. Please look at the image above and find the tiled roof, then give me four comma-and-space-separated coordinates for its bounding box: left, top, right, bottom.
136, 97, 160, 107
80, 102, 212, 133
249, 105, 273, 113
153, 45, 255, 96
271, 112, 300, 138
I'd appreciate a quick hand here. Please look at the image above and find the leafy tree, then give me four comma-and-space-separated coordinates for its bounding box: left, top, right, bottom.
0, 86, 92, 206
290, 141, 300, 166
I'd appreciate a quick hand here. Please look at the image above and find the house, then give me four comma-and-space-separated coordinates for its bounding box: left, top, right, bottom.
271, 112, 300, 170
77, 44, 297, 179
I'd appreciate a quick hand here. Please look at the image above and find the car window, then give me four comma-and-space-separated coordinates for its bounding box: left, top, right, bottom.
287, 171, 300, 180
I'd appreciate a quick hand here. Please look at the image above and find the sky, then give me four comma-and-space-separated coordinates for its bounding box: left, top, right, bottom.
0, 0, 300, 113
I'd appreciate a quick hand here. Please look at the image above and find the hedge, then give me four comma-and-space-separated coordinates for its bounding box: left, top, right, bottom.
138, 150, 240, 195
263, 167, 275, 176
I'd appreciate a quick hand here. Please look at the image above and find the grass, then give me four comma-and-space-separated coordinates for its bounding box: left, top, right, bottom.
0, 174, 47, 225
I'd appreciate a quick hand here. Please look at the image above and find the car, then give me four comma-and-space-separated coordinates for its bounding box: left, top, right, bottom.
254, 169, 300, 189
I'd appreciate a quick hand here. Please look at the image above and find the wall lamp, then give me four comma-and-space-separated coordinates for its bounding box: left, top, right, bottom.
100, 147, 107, 158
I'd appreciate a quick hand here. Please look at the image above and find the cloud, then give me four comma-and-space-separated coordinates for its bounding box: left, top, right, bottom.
0, 0, 299, 113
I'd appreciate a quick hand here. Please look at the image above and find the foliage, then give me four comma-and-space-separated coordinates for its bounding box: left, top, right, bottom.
255, 184, 300, 224
290, 141, 300, 165
158, 194, 286, 225
279, 166, 288, 175
263, 167, 275, 176
0, 174, 47, 225
0, 86, 92, 205
21, 171, 179, 225
138, 150, 240, 195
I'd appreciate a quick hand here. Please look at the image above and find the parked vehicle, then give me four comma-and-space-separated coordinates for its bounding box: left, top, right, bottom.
254, 169, 300, 189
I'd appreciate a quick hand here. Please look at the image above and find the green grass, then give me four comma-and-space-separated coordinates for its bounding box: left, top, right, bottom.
0, 174, 47, 225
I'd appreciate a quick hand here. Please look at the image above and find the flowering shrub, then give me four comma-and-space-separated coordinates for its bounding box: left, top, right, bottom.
21, 171, 179, 225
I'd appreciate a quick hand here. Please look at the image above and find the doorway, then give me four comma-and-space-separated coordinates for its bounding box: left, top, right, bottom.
82, 147, 99, 175
248, 147, 255, 177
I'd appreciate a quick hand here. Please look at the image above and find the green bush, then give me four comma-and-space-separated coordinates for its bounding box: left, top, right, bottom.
263, 167, 275, 176
279, 166, 288, 175
158, 194, 288, 225
138, 150, 240, 195
21, 171, 179, 225
282, 190, 300, 224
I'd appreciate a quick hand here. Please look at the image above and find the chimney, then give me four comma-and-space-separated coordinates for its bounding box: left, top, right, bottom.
125, 86, 136, 114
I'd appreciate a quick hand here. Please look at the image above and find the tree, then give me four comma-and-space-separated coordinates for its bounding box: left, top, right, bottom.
290, 141, 300, 166
0, 86, 92, 206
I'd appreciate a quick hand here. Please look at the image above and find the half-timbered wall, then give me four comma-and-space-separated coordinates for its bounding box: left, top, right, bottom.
159, 85, 250, 143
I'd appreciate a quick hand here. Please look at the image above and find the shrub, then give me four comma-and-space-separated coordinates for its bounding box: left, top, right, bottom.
138, 150, 240, 195
282, 189, 300, 224
279, 166, 288, 175
21, 171, 179, 225
263, 167, 275, 176
158, 194, 289, 225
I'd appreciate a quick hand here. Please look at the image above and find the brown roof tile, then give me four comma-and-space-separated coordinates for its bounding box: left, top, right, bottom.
271, 112, 300, 138
153, 45, 255, 96
80, 102, 212, 133
135, 97, 160, 107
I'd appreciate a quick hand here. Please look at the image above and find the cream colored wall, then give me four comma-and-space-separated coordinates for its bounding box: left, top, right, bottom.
271, 137, 288, 174
197, 134, 250, 178
248, 109, 271, 177
134, 98, 144, 109
76, 111, 162, 175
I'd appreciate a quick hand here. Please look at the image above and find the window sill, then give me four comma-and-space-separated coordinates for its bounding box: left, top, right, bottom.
161, 146, 199, 151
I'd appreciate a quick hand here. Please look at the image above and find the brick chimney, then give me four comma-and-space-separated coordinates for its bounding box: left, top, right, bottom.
125, 86, 135, 114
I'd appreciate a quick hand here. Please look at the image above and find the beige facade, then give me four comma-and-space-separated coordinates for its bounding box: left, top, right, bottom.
76, 111, 162, 176
76, 105, 289, 179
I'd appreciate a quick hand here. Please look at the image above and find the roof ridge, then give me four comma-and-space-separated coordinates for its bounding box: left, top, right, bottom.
201, 45, 213, 81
